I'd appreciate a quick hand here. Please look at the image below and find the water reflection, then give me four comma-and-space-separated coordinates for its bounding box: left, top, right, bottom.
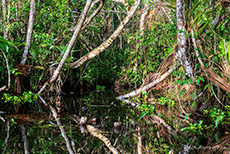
0, 90, 138, 153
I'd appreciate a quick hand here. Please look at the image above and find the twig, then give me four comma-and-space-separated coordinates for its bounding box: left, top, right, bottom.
191, 28, 204, 67
116, 98, 139, 107
177, 94, 187, 115
211, 84, 224, 107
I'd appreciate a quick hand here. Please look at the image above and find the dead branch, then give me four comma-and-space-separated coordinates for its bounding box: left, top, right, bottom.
198, 135, 230, 154
86, 124, 120, 154
0, 85, 6, 91
70, 0, 141, 69
202, 67, 230, 93
21, 0, 35, 65
116, 64, 177, 99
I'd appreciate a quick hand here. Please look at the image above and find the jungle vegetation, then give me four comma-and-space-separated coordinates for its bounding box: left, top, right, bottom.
0, 0, 230, 153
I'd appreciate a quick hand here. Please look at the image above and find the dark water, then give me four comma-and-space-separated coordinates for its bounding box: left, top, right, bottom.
0, 89, 139, 153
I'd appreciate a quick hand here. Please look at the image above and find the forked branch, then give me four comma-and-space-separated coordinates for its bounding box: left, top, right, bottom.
70, 0, 141, 69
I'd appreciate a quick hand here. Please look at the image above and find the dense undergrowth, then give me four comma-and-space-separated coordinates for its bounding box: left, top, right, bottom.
1, 0, 230, 153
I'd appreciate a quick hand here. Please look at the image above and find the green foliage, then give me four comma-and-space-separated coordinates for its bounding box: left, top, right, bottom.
180, 120, 205, 135
139, 102, 156, 119
158, 97, 175, 107
219, 39, 230, 63
96, 85, 106, 92
2, 91, 38, 105
181, 107, 230, 136
204, 108, 228, 127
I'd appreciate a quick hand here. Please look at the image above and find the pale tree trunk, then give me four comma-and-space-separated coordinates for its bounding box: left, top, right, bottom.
137, 126, 143, 154
139, 1, 148, 48
70, 0, 141, 69
21, 0, 35, 65
176, 0, 194, 78
38, 0, 93, 94
0, 49, 10, 91
1, 0, 6, 37
0, 0, 11, 91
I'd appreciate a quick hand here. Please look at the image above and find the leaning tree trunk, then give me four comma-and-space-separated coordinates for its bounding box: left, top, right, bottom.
176, 0, 194, 78
38, 0, 93, 94
70, 0, 141, 69
21, 0, 35, 65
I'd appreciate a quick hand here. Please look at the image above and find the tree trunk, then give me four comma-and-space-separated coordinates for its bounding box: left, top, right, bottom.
176, 0, 194, 78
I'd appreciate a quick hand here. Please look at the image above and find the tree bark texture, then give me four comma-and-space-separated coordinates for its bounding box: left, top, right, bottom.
176, 0, 194, 78
87, 125, 120, 154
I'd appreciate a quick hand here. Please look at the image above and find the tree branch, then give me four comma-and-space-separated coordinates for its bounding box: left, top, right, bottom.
38, 95, 75, 154
116, 64, 177, 99
0, 48, 10, 91
70, 0, 141, 69
81, 0, 105, 31
87, 124, 120, 154
38, 0, 93, 94
21, 0, 35, 65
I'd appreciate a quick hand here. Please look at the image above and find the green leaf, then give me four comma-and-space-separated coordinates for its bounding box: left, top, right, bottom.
140, 112, 147, 119
215, 115, 223, 127
215, 134, 221, 143
185, 113, 191, 121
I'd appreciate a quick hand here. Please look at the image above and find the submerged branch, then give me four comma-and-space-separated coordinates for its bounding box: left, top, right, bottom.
87, 124, 120, 154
